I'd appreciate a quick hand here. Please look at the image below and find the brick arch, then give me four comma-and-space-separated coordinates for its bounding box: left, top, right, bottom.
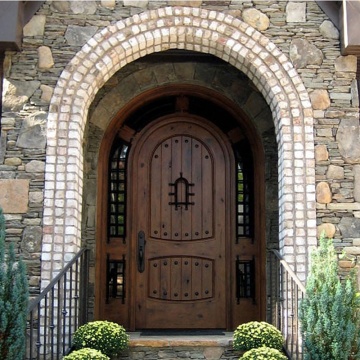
42, 6, 316, 285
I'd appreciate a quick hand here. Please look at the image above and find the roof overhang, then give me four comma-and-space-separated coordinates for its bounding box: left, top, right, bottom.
340, 0, 360, 56
0, 1, 359, 55
0, 1, 44, 52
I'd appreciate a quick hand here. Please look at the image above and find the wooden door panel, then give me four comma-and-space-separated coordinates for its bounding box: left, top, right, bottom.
148, 256, 214, 301
150, 135, 214, 242
133, 118, 227, 329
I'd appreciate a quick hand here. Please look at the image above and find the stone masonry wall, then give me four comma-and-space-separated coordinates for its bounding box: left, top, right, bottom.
0, 0, 358, 295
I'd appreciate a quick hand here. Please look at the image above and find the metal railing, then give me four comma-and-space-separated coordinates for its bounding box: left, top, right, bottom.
267, 249, 306, 360
26, 248, 89, 360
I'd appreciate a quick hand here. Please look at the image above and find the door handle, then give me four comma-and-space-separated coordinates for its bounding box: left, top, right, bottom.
137, 230, 146, 273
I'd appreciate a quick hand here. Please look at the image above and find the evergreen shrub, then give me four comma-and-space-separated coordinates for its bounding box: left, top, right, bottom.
72, 321, 129, 357
300, 234, 360, 360
0, 207, 29, 360
63, 348, 110, 360
233, 321, 284, 351
240, 346, 287, 360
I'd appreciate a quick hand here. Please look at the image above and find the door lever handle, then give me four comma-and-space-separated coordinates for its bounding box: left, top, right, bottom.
137, 231, 146, 273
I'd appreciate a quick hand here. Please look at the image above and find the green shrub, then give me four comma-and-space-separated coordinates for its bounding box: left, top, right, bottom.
63, 348, 109, 360
0, 207, 29, 360
233, 321, 284, 351
240, 346, 287, 360
299, 234, 360, 360
72, 321, 129, 357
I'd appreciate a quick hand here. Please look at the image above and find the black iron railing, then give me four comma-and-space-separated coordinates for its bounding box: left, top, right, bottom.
267, 249, 306, 360
26, 248, 89, 360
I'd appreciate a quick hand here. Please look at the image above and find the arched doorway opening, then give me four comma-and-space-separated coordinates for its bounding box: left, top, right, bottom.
42, 8, 316, 310
95, 84, 265, 331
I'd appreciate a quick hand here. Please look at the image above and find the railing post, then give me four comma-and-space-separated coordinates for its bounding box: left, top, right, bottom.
26, 248, 89, 359
79, 248, 90, 326
267, 249, 306, 360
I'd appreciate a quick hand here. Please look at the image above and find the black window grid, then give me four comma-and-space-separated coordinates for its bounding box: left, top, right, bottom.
235, 145, 254, 240
108, 143, 128, 242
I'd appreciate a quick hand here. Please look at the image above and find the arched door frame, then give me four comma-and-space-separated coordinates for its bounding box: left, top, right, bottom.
95, 84, 266, 326
42, 7, 316, 293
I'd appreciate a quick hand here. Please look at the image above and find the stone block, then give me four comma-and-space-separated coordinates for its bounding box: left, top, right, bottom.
290, 39, 323, 69
164, 1, 198, 6
70, 1, 97, 14
23, 15, 46, 37
339, 260, 356, 268
339, 217, 360, 239
124, 0, 148, 8
242, 8, 270, 31
317, 223, 336, 239
315, 145, 328, 162
286, 2, 306, 22
21, 226, 43, 254
0, 179, 29, 213
319, 20, 339, 39
316, 182, 332, 203
17, 112, 47, 149
327, 203, 360, 211
40, 84, 54, 103
4, 157, 22, 166
310, 89, 330, 110
344, 246, 360, 255
101, 0, 116, 9
65, 25, 99, 46
38, 46, 54, 69
326, 165, 344, 180
335, 55, 357, 72
25, 160, 45, 173
203, 347, 224, 360
351, 79, 359, 108
354, 165, 360, 202
3, 79, 40, 112
337, 118, 360, 164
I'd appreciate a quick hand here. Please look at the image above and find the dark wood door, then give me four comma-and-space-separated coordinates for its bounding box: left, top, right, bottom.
130, 116, 231, 329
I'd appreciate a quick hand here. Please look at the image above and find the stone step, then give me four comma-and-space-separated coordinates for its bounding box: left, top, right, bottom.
115, 332, 243, 360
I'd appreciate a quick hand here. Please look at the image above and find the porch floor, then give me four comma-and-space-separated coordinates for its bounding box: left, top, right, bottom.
115, 332, 242, 360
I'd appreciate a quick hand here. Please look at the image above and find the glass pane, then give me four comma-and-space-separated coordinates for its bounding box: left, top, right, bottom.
235, 146, 253, 238
108, 143, 128, 239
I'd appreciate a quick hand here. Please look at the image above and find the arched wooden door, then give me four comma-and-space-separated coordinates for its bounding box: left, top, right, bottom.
129, 116, 231, 329
96, 102, 264, 331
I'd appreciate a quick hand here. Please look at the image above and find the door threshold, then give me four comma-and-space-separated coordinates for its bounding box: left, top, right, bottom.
129, 331, 234, 348
140, 329, 226, 336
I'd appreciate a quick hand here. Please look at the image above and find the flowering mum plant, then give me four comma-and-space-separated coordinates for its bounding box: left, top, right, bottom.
233, 321, 284, 351
63, 348, 109, 360
72, 321, 129, 357
240, 346, 287, 360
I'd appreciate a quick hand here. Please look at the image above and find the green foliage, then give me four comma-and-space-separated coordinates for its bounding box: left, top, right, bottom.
63, 348, 110, 360
233, 321, 284, 351
0, 207, 29, 360
240, 346, 287, 360
300, 234, 360, 360
72, 321, 129, 357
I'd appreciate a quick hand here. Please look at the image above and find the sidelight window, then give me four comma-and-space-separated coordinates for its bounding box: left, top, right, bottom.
108, 142, 129, 241
234, 143, 254, 239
